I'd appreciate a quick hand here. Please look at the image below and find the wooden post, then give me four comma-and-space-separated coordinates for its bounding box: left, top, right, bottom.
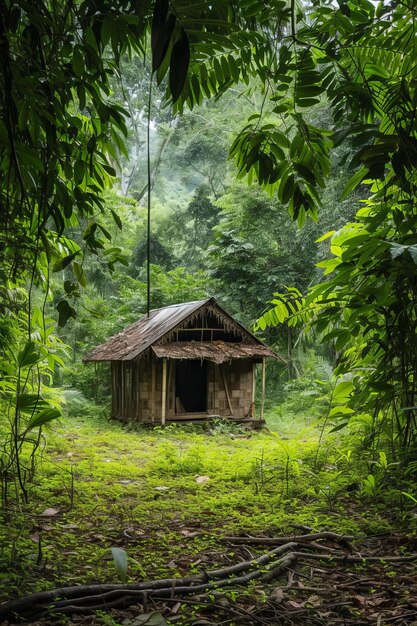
121, 362, 124, 419
213, 363, 216, 413
221, 365, 233, 415
252, 362, 256, 403
161, 359, 167, 425
137, 360, 140, 420
111, 362, 115, 418
167, 360, 173, 416
261, 357, 266, 420
151, 357, 156, 423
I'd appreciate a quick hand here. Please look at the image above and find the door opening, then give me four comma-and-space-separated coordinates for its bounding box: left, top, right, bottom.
175, 360, 207, 413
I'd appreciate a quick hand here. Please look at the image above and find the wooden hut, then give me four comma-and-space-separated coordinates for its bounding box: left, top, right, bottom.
83, 298, 282, 424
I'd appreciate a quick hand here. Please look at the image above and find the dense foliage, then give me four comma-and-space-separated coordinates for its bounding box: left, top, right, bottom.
255, 0, 417, 466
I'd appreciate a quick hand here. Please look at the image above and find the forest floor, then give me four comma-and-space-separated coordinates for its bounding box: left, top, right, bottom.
1, 408, 417, 625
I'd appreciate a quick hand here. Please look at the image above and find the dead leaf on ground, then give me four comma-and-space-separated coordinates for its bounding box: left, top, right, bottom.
39, 507, 60, 517
194, 475, 210, 483
288, 599, 306, 609
268, 587, 284, 603
62, 523, 79, 530
180, 529, 199, 537
123, 612, 169, 626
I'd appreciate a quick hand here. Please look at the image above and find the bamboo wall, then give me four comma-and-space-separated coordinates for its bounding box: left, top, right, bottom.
111, 353, 255, 422
207, 361, 253, 417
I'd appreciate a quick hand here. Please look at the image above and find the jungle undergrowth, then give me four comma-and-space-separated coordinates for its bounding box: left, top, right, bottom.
0, 405, 416, 602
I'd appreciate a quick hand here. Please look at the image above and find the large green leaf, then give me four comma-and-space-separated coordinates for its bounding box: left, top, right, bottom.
27, 408, 62, 430
17, 342, 43, 368
169, 29, 190, 103
111, 547, 128, 583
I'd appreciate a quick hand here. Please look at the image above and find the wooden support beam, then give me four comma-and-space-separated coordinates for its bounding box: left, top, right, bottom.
180, 327, 226, 332
221, 365, 233, 415
137, 360, 140, 420
121, 362, 124, 419
167, 360, 173, 415
151, 357, 156, 423
261, 357, 266, 420
212, 362, 216, 412
251, 362, 257, 418
111, 362, 115, 419
161, 359, 167, 425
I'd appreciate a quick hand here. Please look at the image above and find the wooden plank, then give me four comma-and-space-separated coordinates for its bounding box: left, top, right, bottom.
252, 362, 256, 403
261, 357, 266, 420
151, 357, 156, 423
161, 359, 167, 425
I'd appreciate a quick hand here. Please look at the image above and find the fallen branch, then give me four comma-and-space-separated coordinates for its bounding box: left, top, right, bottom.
206, 541, 298, 578
1, 532, 415, 623
225, 531, 354, 545
291, 551, 417, 563
0, 548, 298, 621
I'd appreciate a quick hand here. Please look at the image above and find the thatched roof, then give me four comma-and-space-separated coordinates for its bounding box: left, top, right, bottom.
152, 341, 277, 364
84, 297, 281, 363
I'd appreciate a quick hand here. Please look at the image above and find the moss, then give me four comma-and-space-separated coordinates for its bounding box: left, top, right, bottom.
0, 411, 407, 601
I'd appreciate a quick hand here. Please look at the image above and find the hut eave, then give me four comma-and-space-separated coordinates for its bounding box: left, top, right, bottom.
152, 340, 281, 364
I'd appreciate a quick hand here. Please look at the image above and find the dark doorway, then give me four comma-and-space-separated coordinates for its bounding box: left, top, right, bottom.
175, 360, 207, 413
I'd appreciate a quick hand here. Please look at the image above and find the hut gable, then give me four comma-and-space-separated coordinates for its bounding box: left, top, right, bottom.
84, 298, 277, 363
84, 298, 281, 424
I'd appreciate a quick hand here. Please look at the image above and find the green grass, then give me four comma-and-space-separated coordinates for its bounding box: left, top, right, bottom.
0, 408, 410, 601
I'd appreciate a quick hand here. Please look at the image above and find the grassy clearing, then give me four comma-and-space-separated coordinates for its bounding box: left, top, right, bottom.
0, 405, 411, 602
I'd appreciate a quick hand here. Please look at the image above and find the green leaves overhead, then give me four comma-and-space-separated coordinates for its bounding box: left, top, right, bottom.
169, 29, 191, 103
151, 0, 174, 72
150, 0, 192, 103
57, 300, 77, 328
0, 0, 145, 303
150, 0, 267, 108
230, 119, 331, 223
53, 252, 80, 273
255, 287, 306, 332
153, 0, 417, 227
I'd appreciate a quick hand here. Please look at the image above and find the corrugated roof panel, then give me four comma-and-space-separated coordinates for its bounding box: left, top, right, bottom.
84, 299, 210, 362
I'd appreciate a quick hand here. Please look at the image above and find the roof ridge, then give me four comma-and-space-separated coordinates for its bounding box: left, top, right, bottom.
149, 297, 211, 314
